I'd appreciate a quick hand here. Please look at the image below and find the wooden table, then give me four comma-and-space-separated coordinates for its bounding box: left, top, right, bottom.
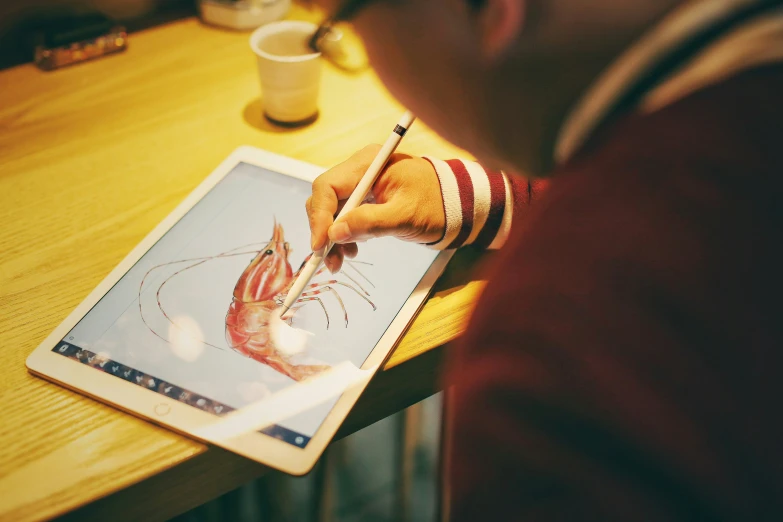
0, 8, 486, 521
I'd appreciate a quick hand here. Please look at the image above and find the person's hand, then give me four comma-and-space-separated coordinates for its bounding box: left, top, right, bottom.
306, 145, 445, 272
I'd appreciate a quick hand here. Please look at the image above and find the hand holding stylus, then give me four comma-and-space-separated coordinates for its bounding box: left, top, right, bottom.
305, 131, 446, 274
282, 112, 420, 313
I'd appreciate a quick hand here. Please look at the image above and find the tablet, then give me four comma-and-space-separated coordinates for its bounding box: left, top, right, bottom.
26, 146, 453, 475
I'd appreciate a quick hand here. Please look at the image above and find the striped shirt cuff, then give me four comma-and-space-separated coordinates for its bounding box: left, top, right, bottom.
422, 157, 532, 250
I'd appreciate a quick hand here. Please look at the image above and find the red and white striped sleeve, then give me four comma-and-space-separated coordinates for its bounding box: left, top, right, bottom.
422, 157, 549, 250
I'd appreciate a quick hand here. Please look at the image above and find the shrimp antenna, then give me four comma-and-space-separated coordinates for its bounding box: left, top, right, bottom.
139, 242, 265, 350
343, 260, 375, 288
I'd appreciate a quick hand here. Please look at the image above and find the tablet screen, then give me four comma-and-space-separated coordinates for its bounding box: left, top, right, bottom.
52, 162, 439, 448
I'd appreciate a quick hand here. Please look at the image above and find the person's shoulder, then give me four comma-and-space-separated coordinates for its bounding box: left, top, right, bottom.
520, 62, 783, 273
569, 63, 783, 190
455, 63, 783, 366
443, 66, 783, 522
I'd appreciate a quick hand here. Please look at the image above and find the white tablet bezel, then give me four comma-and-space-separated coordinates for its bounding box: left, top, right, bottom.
26, 146, 453, 476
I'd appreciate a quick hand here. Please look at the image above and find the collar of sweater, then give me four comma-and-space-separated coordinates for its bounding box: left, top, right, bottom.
554, 0, 783, 165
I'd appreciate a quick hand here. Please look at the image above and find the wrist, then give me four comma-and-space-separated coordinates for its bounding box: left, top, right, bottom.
421, 156, 462, 249
420, 157, 518, 251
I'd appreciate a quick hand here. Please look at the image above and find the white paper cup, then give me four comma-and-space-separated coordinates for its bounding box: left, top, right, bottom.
250, 21, 322, 125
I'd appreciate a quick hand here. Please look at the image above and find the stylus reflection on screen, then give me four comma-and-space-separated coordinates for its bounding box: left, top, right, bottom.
169, 315, 206, 362
269, 306, 313, 356
194, 361, 376, 441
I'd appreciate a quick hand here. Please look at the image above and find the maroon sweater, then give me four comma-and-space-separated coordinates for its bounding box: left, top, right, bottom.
446, 64, 783, 521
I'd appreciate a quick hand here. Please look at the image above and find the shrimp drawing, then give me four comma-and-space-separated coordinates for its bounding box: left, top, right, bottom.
139, 220, 377, 382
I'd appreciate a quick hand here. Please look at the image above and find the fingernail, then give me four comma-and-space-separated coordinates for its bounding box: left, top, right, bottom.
329, 221, 351, 243
311, 236, 323, 251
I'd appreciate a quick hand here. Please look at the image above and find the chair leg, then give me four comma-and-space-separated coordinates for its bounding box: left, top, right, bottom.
436, 388, 453, 522
395, 402, 423, 522
254, 472, 289, 522
312, 447, 335, 522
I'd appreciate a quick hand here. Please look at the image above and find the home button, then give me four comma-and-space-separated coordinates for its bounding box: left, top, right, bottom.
154, 403, 171, 416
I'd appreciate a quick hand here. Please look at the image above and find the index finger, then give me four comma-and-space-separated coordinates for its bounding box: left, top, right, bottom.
307, 145, 381, 250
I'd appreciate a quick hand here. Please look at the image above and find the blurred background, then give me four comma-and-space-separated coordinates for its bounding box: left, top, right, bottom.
0, 0, 193, 69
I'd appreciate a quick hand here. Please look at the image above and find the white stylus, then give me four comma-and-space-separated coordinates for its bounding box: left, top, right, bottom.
280, 110, 416, 315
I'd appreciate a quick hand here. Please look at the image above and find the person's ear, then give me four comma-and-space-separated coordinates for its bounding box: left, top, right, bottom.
476, 0, 526, 59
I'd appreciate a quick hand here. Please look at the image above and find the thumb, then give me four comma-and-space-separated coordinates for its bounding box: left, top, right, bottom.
328, 203, 406, 244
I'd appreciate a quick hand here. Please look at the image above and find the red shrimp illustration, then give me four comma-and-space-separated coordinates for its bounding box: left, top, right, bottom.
139, 219, 376, 382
